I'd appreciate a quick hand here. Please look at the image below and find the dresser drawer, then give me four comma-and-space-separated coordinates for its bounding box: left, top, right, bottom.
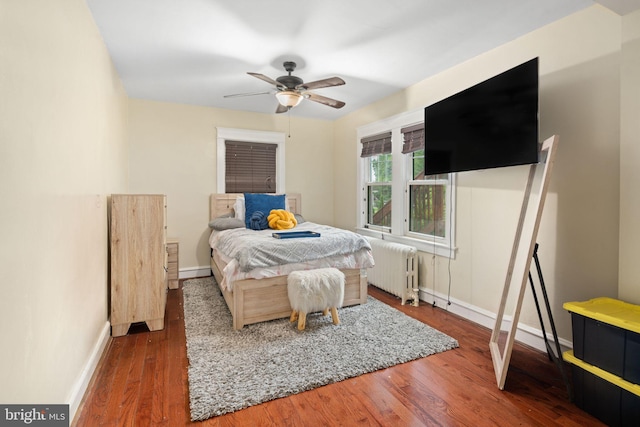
167, 244, 178, 261
167, 261, 178, 278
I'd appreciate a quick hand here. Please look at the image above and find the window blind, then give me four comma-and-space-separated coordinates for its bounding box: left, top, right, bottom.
225, 140, 277, 193
360, 131, 392, 158
401, 123, 424, 154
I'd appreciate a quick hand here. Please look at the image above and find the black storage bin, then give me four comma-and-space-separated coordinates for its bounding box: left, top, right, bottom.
571, 313, 626, 377
566, 351, 640, 427
625, 330, 640, 384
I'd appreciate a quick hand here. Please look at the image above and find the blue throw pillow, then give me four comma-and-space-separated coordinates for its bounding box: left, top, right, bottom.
249, 211, 269, 230
243, 193, 286, 228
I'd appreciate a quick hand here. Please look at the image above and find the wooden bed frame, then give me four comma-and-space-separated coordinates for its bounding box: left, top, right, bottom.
209, 193, 368, 330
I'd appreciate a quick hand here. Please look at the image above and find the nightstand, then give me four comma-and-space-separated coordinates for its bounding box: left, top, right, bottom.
166, 238, 179, 289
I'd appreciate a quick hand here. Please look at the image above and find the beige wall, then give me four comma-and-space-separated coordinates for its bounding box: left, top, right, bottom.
619, 9, 640, 303
127, 99, 335, 271
334, 5, 625, 340
0, 0, 128, 415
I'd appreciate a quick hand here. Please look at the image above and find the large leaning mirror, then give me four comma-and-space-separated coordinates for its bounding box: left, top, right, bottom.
489, 135, 559, 390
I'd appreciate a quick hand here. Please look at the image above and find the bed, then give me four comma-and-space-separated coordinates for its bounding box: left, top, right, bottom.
209, 193, 372, 330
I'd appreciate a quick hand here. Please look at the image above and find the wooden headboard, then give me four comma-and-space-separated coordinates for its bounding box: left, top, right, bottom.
209, 193, 302, 221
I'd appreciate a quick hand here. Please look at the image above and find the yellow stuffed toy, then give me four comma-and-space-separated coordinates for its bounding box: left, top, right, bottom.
268, 209, 298, 230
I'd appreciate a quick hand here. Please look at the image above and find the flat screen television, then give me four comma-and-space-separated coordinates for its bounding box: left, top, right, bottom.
424, 57, 539, 175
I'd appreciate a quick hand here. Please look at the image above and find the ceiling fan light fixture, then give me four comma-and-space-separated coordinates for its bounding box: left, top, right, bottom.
275, 90, 303, 107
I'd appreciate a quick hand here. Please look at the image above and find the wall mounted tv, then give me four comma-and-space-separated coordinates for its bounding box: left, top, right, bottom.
424, 57, 539, 175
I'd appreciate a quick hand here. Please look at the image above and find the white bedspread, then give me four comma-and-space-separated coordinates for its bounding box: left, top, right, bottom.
209, 222, 375, 290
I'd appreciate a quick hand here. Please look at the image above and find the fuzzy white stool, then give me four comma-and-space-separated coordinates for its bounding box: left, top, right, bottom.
287, 268, 345, 331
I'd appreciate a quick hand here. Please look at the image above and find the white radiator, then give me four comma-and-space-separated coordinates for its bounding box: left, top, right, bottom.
365, 237, 419, 306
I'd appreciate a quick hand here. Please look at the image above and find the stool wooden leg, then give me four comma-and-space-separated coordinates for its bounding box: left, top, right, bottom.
330, 307, 340, 325
297, 311, 307, 330
322, 308, 329, 316
290, 310, 298, 323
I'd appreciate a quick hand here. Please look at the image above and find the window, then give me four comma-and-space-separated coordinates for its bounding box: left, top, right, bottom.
407, 151, 450, 241
216, 127, 285, 194
357, 111, 455, 257
361, 132, 392, 230
225, 141, 277, 193
402, 124, 450, 244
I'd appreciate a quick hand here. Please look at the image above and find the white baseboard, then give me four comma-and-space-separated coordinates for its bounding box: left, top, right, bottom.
179, 266, 212, 279
67, 321, 111, 422
418, 288, 572, 354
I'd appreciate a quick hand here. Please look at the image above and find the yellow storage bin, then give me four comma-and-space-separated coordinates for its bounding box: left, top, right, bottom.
564, 297, 640, 384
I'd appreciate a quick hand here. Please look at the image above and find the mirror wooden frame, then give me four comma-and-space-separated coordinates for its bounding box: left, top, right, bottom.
489, 135, 559, 390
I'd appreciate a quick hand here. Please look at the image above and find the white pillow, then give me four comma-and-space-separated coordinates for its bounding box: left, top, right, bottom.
234, 194, 289, 222
234, 196, 245, 222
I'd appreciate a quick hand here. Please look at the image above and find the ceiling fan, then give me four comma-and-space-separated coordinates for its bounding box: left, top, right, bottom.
224, 61, 346, 114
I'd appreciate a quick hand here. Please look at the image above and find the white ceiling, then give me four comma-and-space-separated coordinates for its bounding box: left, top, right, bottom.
86, 0, 638, 121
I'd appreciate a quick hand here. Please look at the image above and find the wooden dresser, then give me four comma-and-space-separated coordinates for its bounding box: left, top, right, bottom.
110, 194, 167, 337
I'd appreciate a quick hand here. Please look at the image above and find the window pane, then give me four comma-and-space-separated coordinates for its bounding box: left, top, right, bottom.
412, 149, 425, 180
368, 184, 392, 227
412, 149, 447, 180
370, 153, 392, 182
410, 184, 446, 238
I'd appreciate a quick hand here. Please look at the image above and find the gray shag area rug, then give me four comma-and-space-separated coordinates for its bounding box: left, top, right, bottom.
183, 276, 459, 421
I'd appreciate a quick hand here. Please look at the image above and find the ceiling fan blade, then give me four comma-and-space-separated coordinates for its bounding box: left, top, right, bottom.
248, 72, 285, 88
296, 77, 345, 91
305, 92, 346, 109
275, 103, 289, 114
223, 90, 272, 98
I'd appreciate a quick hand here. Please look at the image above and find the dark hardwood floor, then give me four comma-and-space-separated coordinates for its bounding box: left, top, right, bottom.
73, 279, 604, 426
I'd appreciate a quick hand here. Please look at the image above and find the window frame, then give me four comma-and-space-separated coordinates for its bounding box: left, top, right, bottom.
216, 127, 285, 194
405, 174, 454, 246
356, 110, 456, 258
365, 180, 393, 233
362, 134, 393, 233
